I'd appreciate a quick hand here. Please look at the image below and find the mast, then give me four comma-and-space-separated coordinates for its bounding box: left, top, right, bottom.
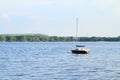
76, 17, 78, 42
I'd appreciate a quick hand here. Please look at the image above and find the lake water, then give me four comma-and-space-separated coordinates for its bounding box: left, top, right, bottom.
0, 42, 120, 80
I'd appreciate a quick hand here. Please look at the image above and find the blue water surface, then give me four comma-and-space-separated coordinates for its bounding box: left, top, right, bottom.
0, 42, 120, 80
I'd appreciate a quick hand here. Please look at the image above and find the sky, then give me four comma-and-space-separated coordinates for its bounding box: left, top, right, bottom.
0, 0, 120, 37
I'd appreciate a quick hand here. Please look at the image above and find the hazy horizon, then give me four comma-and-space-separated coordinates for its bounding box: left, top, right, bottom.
0, 0, 120, 37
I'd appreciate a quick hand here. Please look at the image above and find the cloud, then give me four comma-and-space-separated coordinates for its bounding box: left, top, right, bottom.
112, 8, 120, 16
0, 0, 120, 8
0, 13, 9, 22
93, 0, 114, 5
0, 0, 85, 8
91, 0, 120, 15
10, 11, 40, 20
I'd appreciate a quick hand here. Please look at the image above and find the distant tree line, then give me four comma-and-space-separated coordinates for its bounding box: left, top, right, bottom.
0, 34, 120, 42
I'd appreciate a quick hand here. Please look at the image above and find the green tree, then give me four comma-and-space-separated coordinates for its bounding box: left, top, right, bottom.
0, 35, 6, 42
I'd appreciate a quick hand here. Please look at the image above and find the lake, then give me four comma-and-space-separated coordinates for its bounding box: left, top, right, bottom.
0, 42, 120, 80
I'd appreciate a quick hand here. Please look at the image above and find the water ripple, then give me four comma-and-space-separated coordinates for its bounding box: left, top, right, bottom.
0, 42, 120, 80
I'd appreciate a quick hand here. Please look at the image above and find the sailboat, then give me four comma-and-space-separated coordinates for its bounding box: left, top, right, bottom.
71, 18, 90, 54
